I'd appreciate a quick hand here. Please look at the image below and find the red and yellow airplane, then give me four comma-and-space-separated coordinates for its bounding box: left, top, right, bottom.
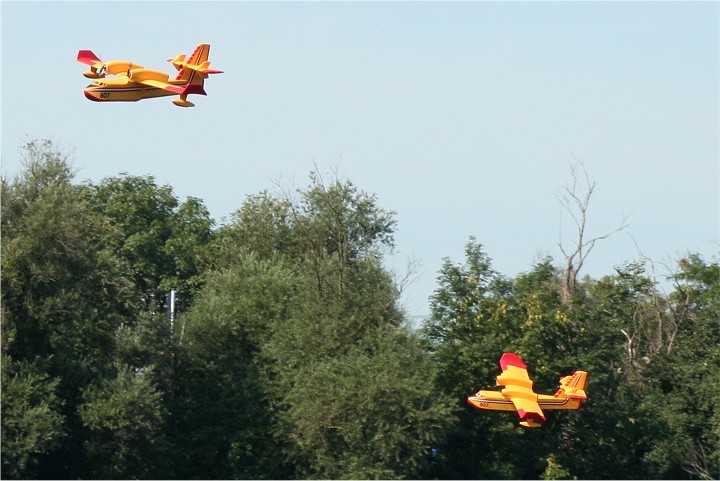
467, 352, 588, 428
77, 44, 222, 107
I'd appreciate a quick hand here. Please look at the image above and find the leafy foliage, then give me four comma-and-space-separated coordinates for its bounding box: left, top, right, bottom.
79, 365, 172, 479
1, 357, 65, 479
423, 238, 719, 480
84, 174, 213, 311
1, 139, 717, 479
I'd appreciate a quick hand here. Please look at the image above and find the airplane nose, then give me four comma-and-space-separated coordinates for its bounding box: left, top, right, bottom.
466, 396, 482, 408
83, 89, 101, 101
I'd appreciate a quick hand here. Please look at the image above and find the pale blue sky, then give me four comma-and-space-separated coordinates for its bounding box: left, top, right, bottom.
2, 1, 718, 317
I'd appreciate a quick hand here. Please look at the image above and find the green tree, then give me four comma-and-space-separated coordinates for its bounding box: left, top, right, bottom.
421, 239, 657, 479
174, 254, 298, 479
2, 141, 136, 373
1, 141, 138, 478
1, 141, 169, 478
79, 365, 172, 479
218, 190, 295, 260
1, 357, 65, 479
1, 139, 75, 235
421, 238, 539, 478
552, 264, 652, 479
184, 170, 450, 479
639, 255, 720, 479
269, 325, 453, 479
84, 174, 213, 311
541, 454, 574, 480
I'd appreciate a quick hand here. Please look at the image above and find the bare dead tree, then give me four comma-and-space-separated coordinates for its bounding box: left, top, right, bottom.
391, 254, 421, 312
683, 442, 714, 480
557, 162, 629, 304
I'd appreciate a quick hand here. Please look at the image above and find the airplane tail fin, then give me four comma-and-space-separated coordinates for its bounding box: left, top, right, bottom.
554, 371, 588, 400
168, 44, 223, 86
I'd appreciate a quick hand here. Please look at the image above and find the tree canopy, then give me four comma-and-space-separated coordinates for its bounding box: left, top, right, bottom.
2, 140, 718, 479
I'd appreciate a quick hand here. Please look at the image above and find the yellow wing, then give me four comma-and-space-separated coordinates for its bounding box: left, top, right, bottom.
137, 78, 185, 94
506, 394, 545, 423
128, 69, 207, 104
496, 353, 546, 423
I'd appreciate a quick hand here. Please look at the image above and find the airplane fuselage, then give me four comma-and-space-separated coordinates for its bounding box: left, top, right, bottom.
467, 390, 583, 412
84, 77, 180, 103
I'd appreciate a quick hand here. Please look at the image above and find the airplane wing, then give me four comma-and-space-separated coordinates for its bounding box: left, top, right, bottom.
496, 353, 546, 423
137, 79, 186, 93
137, 79, 208, 97
496, 353, 533, 388
77, 50, 102, 67
507, 395, 545, 423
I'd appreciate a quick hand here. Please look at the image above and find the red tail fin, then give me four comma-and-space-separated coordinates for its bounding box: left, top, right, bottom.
554, 371, 588, 399
173, 44, 212, 82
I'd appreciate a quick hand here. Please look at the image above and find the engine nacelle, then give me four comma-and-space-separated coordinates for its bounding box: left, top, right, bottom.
128, 68, 170, 83
103, 60, 143, 76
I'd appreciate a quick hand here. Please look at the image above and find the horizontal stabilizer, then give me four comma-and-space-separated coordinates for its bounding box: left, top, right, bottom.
196, 61, 223, 74
168, 54, 187, 70
169, 59, 223, 76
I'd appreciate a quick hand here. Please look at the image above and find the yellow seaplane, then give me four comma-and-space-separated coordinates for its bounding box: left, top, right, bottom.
77, 43, 222, 107
467, 352, 588, 428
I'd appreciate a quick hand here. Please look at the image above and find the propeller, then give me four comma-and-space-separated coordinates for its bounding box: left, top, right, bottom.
78, 50, 105, 78
96, 51, 106, 76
